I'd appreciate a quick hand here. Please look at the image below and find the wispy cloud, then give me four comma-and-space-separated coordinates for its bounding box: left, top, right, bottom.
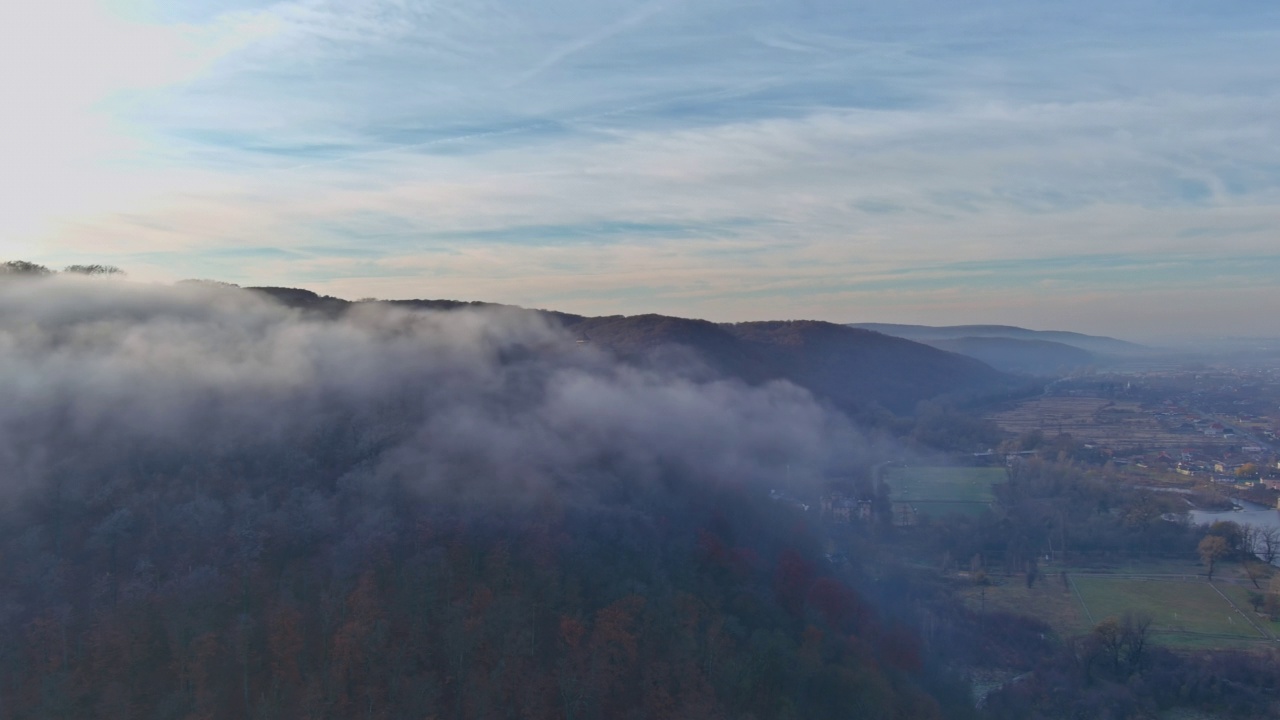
513, 0, 670, 86
9, 0, 1280, 338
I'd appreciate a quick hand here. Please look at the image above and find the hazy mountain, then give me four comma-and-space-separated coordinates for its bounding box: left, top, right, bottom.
926, 336, 1097, 375
8, 277, 1262, 720
848, 322, 1150, 357
518, 315, 1012, 415
726, 320, 1011, 414
247, 289, 1014, 415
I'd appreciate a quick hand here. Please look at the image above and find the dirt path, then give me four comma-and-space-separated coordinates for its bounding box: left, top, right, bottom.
1207, 582, 1272, 640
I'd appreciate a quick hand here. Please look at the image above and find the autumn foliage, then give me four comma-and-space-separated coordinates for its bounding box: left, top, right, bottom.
0, 472, 964, 720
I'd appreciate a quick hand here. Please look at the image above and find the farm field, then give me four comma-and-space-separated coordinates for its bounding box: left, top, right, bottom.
883, 466, 1004, 516
1071, 576, 1266, 642
987, 397, 1234, 451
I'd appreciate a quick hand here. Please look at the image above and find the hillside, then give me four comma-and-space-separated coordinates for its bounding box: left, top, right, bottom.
244, 289, 1014, 416
566, 315, 1010, 414
719, 321, 1011, 414
926, 336, 1096, 375
0, 277, 975, 719
848, 322, 1149, 358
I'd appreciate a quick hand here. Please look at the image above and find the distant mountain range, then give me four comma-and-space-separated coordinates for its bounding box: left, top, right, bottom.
848, 323, 1147, 355
564, 315, 1012, 415
924, 336, 1095, 375
847, 323, 1151, 375
248, 288, 1016, 415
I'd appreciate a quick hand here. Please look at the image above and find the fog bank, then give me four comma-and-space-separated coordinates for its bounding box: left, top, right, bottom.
0, 277, 863, 506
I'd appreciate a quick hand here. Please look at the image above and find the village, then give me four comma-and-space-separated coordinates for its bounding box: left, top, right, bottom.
986, 367, 1280, 509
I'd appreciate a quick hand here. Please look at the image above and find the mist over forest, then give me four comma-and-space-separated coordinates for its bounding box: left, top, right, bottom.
0, 275, 966, 719
0, 276, 855, 506
7, 0, 1279, 716
3, 272, 1278, 720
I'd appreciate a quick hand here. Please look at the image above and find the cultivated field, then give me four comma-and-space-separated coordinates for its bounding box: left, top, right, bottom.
1071, 576, 1268, 644
988, 397, 1234, 451
883, 466, 1004, 516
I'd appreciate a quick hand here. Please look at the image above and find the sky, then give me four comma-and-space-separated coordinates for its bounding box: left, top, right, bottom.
3, 0, 1279, 340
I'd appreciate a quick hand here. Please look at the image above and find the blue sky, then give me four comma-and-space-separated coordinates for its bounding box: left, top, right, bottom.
4, 0, 1279, 339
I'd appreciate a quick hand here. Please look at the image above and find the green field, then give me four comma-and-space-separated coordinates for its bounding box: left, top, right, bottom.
1213, 582, 1280, 640
957, 558, 1277, 650
1071, 576, 1266, 641
884, 466, 1004, 515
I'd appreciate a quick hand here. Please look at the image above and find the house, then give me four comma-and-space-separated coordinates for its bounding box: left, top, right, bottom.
820, 492, 877, 524
820, 492, 859, 523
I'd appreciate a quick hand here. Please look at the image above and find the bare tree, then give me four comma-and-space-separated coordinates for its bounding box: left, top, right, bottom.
1, 260, 52, 276
1086, 611, 1154, 681
1241, 524, 1260, 559
1120, 611, 1153, 671
63, 264, 125, 277
1243, 560, 1268, 590
1257, 526, 1280, 565
1198, 535, 1229, 580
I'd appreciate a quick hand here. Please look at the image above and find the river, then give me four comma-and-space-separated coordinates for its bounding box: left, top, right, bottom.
1190, 500, 1280, 566
1190, 499, 1280, 531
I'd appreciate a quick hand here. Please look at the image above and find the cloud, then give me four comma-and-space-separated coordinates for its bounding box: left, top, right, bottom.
0, 276, 859, 503
8, 1, 1280, 338
512, 0, 670, 86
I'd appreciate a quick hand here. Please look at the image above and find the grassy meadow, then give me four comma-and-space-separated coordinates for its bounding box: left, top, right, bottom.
884, 465, 1005, 516
1071, 576, 1264, 640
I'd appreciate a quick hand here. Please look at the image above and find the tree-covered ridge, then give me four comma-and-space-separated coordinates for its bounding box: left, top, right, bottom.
1, 260, 123, 277
0, 276, 966, 719
8, 269, 1276, 718
1, 466, 965, 719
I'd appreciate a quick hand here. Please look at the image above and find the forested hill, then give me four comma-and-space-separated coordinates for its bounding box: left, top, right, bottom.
723, 321, 1011, 414
566, 315, 1011, 415
0, 277, 974, 719
847, 322, 1149, 357
925, 336, 1097, 375
247, 287, 1015, 415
